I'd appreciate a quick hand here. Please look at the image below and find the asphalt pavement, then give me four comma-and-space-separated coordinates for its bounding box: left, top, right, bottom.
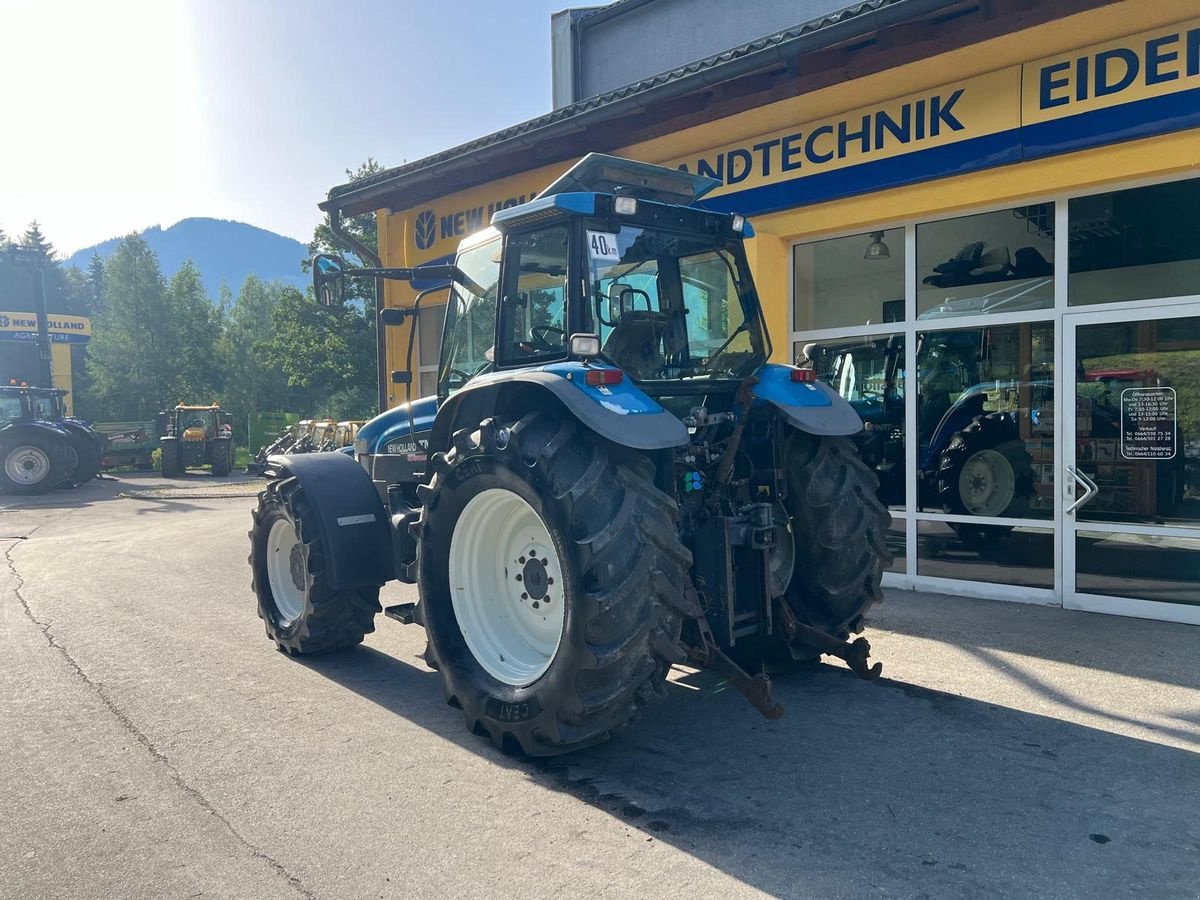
1, 472, 1197, 899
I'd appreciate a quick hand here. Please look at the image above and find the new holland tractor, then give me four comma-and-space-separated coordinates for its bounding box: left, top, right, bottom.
159, 404, 235, 476
0, 383, 104, 494
249, 155, 890, 755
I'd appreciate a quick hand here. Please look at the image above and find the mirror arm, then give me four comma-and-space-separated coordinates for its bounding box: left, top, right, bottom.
342, 264, 460, 283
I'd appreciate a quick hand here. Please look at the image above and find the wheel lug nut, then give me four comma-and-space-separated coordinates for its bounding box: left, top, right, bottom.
521, 592, 528, 600
516, 574, 522, 582
531, 601, 540, 609
519, 556, 526, 564
547, 577, 554, 586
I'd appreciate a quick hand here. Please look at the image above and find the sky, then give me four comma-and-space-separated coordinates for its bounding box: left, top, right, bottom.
0, 0, 584, 256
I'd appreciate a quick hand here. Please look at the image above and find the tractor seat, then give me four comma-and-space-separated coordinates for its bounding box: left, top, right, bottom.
602, 309, 668, 379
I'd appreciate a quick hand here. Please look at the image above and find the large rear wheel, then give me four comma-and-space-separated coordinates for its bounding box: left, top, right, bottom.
211, 438, 232, 476
732, 431, 892, 670
0, 431, 71, 495
416, 412, 693, 755
160, 437, 182, 477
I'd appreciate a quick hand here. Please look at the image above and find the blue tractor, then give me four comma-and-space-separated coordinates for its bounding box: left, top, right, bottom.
249, 155, 891, 754
803, 329, 1040, 545
0, 384, 103, 494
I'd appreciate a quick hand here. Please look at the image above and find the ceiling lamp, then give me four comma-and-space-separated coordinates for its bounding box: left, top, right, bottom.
864, 231, 891, 260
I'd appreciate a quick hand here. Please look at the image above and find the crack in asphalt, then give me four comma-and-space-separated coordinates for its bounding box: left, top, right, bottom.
2, 537, 317, 900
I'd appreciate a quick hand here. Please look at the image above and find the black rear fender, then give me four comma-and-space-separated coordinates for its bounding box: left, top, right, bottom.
265, 451, 394, 589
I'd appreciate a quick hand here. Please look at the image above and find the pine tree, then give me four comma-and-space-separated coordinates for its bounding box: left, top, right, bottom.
86, 236, 173, 419
21, 221, 55, 260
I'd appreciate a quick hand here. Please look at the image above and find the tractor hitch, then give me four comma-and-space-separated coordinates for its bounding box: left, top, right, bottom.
778, 603, 883, 680
688, 614, 784, 720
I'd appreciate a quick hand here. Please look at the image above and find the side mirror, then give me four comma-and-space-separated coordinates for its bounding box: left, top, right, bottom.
312, 254, 347, 307
379, 307, 409, 327
391, 370, 412, 384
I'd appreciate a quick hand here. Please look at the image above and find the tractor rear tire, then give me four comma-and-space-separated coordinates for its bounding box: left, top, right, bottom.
0, 431, 71, 495
734, 432, 892, 670
249, 477, 381, 653
160, 437, 182, 477
62, 424, 102, 485
211, 438, 232, 476
415, 412, 692, 756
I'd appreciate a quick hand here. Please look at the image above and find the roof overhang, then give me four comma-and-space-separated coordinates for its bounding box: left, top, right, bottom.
323, 0, 1120, 218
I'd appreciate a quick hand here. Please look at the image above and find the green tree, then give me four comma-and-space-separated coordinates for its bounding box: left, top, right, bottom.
86, 236, 177, 418
166, 260, 223, 402
260, 286, 376, 419
21, 221, 55, 259
219, 275, 294, 432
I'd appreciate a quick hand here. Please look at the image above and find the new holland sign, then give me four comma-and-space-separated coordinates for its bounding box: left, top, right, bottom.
0, 311, 92, 344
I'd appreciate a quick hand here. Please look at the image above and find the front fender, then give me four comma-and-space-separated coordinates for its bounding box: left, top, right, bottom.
752, 364, 863, 437
264, 451, 393, 589
430, 363, 688, 452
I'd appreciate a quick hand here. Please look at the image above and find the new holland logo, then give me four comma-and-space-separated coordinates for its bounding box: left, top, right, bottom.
414, 209, 437, 250
0, 315, 8, 328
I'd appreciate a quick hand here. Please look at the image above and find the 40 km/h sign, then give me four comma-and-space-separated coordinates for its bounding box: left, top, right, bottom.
1120, 387, 1177, 460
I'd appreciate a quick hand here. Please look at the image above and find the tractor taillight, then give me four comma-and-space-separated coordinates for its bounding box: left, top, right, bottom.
790, 368, 816, 383
585, 369, 624, 387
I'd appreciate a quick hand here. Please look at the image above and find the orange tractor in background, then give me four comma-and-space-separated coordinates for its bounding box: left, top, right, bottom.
158, 404, 234, 476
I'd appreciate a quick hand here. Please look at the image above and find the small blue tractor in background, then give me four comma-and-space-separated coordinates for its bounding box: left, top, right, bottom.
249, 155, 891, 754
0, 383, 104, 494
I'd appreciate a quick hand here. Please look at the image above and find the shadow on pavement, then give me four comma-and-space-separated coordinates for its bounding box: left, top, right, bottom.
873, 590, 1200, 691
300, 643, 1199, 898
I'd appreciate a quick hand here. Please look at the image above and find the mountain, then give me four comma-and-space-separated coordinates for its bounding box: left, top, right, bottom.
68, 218, 310, 300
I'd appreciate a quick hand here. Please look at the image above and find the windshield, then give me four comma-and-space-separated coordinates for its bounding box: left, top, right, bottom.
441, 235, 501, 394
585, 223, 766, 380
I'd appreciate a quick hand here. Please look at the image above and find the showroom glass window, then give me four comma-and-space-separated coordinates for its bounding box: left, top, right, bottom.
793, 228, 904, 331
917, 205, 1054, 319
1069, 177, 1200, 306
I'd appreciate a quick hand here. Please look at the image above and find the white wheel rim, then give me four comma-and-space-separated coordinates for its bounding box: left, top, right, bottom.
5, 446, 51, 486
266, 518, 307, 623
449, 488, 566, 687
959, 449, 1015, 517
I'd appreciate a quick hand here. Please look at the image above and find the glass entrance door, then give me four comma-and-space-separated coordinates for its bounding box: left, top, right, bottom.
1064, 303, 1200, 624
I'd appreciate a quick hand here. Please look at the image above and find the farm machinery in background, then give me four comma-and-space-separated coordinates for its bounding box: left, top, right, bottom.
0, 383, 105, 495
247, 155, 891, 755
246, 419, 363, 476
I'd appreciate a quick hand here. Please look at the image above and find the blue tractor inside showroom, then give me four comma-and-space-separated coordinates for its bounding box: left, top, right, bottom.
249, 155, 891, 754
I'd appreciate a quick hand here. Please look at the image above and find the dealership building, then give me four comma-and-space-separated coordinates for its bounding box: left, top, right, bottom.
323, 0, 1199, 624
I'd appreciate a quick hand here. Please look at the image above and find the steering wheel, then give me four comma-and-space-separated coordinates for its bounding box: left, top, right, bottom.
447, 368, 473, 387
530, 324, 565, 350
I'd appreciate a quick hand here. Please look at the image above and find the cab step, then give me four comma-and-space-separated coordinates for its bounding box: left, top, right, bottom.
383, 603, 418, 625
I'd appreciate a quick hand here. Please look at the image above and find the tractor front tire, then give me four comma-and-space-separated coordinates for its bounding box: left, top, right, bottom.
249, 477, 381, 653
416, 412, 692, 756
160, 437, 182, 477
0, 431, 71, 495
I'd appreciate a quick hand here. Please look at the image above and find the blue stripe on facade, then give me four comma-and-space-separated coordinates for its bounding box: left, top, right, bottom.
1021, 86, 1200, 159
701, 131, 1023, 216
702, 89, 1200, 218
